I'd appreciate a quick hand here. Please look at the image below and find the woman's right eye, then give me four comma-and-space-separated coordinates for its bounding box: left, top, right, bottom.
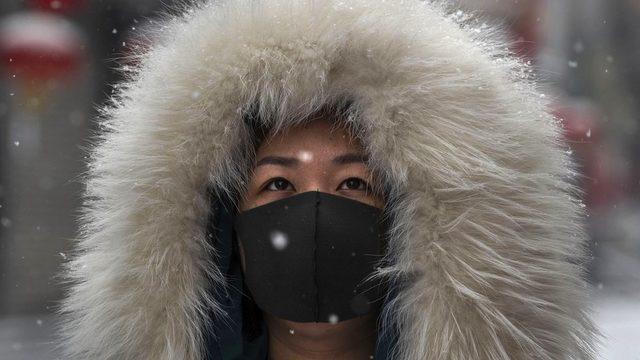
264, 177, 294, 191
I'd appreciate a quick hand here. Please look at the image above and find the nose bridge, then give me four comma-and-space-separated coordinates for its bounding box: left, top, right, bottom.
299, 182, 331, 194
297, 161, 333, 194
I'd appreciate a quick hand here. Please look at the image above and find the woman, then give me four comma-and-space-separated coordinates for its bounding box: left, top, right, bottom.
57, 0, 599, 359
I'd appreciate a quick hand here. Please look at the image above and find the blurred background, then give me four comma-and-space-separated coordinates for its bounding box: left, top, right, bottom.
0, 0, 638, 359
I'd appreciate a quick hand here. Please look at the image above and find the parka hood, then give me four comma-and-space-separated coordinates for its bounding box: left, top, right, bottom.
57, 0, 598, 359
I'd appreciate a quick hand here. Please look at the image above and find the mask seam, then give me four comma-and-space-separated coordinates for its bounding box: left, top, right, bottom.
313, 191, 320, 322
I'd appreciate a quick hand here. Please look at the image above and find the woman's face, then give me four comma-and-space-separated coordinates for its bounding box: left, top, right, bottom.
237, 116, 384, 270
239, 116, 384, 211
237, 116, 384, 333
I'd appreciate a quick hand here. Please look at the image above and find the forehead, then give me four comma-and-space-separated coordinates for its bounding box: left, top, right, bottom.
257, 117, 365, 157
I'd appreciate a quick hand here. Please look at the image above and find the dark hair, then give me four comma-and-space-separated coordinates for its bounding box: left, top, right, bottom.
242, 98, 359, 154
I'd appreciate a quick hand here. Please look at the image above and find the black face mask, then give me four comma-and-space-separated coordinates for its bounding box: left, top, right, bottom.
232, 190, 391, 323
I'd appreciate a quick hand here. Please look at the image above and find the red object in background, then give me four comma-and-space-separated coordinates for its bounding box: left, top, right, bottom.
555, 103, 626, 210
557, 104, 601, 143
510, 1, 541, 60
456, 0, 541, 59
0, 12, 86, 83
28, 0, 87, 14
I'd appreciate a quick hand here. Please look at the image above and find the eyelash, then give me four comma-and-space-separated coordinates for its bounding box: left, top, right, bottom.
263, 178, 291, 192
262, 177, 373, 192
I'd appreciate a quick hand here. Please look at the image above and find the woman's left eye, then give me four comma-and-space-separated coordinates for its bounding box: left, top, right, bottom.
338, 177, 371, 191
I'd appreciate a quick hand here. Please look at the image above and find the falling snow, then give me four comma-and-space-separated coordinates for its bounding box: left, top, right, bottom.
573, 40, 584, 53
298, 150, 313, 162
270, 230, 288, 250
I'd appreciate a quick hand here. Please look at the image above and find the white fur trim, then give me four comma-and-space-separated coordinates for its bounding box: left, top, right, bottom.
56, 1, 599, 359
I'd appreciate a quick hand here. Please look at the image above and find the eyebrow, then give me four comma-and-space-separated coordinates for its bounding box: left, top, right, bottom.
256, 156, 299, 168
255, 152, 368, 168
332, 153, 369, 165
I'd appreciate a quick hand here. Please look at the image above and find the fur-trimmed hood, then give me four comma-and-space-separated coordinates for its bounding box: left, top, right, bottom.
57, 0, 599, 359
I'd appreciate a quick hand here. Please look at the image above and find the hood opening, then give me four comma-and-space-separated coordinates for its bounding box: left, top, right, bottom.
203, 177, 399, 358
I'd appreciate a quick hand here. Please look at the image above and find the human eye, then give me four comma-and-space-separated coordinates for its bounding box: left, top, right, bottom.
263, 177, 295, 192
338, 177, 372, 192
